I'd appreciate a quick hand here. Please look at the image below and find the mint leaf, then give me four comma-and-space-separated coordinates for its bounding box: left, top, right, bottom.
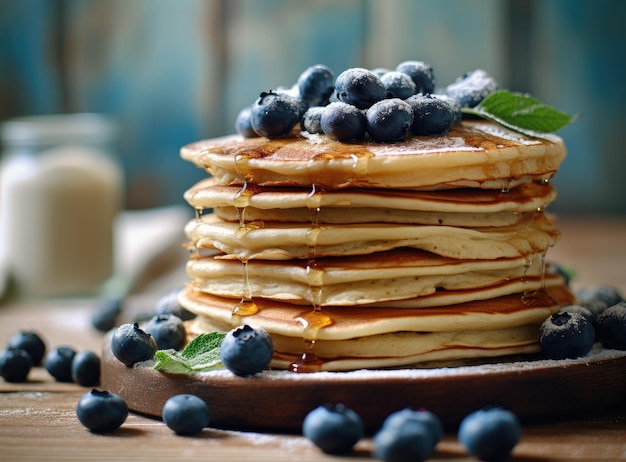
153, 332, 226, 375
462, 90, 575, 136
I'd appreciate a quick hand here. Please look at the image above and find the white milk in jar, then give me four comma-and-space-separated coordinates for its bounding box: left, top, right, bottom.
0, 114, 123, 298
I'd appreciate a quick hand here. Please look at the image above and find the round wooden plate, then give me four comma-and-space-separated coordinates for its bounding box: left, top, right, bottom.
101, 340, 626, 432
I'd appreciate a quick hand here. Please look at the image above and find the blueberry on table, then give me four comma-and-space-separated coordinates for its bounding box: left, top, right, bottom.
395, 60, 435, 94
458, 407, 521, 461
44, 346, 76, 382
154, 288, 195, 321
380, 71, 417, 99
250, 90, 302, 138
320, 102, 367, 142
235, 106, 257, 138
0, 348, 33, 382
111, 323, 157, 367
302, 403, 364, 455
596, 301, 626, 350
219, 324, 273, 376
7, 331, 46, 365
334, 68, 386, 109
380, 408, 443, 454
91, 297, 123, 333
162, 394, 210, 435
366, 98, 414, 142
71, 351, 101, 387
539, 311, 595, 360
406, 93, 456, 136
297, 64, 335, 106
142, 314, 186, 351
445, 69, 498, 108
76, 389, 128, 433
373, 420, 434, 462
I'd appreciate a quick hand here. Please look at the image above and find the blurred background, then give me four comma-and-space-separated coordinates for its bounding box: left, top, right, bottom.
1, 0, 625, 214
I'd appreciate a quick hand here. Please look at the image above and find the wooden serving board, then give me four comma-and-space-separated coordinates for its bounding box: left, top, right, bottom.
101, 340, 626, 433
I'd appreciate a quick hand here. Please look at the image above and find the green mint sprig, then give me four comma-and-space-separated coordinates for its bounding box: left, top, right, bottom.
462, 90, 576, 136
153, 332, 226, 375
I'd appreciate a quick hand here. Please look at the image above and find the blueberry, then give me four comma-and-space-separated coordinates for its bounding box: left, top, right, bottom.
250, 90, 302, 138
71, 351, 101, 387
142, 314, 186, 351
297, 64, 335, 106
219, 324, 273, 376
445, 69, 498, 108
162, 394, 210, 435
7, 331, 46, 365
235, 106, 257, 138
380, 71, 417, 99
596, 302, 626, 350
406, 93, 455, 136
458, 407, 521, 462
560, 304, 595, 325
538, 311, 595, 360
91, 297, 123, 332
154, 288, 195, 321
301, 106, 325, 134
577, 285, 624, 313
381, 408, 443, 453
334, 68, 386, 109
76, 389, 128, 433
395, 61, 435, 94
373, 420, 434, 462
320, 102, 366, 142
365, 98, 414, 143
111, 323, 157, 367
0, 348, 33, 382
302, 403, 364, 455
432, 94, 463, 125
44, 346, 77, 382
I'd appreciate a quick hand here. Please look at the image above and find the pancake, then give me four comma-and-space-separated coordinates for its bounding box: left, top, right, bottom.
185, 178, 556, 227
180, 121, 565, 191
185, 211, 558, 261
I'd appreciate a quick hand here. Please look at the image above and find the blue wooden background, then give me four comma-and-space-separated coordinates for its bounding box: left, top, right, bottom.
1, 0, 625, 214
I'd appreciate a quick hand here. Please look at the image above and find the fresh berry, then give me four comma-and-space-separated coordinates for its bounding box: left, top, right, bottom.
142, 314, 186, 351
235, 106, 257, 138
111, 323, 157, 367
445, 69, 498, 108
154, 288, 195, 321
7, 331, 46, 365
302, 106, 325, 134
219, 324, 273, 376
91, 297, 123, 332
0, 348, 33, 382
373, 420, 434, 462
381, 408, 443, 453
334, 68, 386, 109
162, 394, 210, 435
320, 102, 367, 141
71, 351, 101, 387
302, 403, 364, 455
395, 60, 435, 94
432, 94, 463, 124
297, 64, 335, 105
250, 90, 302, 138
76, 389, 128, 433
596, 302, 626, 350
380, 71, 417, 99
365, 98, 414, 142
458, 407, 521, 462
577, 285, 624, 313
538, 311, 595, 360
406, 93, 456, 136
44, 346, 76, 382
560, 304, 595, 325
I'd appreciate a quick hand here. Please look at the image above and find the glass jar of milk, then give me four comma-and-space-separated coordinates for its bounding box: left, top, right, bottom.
0, 114, 123, 298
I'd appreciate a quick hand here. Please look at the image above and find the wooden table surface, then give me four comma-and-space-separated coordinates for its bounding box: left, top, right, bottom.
1, 216, 626, 461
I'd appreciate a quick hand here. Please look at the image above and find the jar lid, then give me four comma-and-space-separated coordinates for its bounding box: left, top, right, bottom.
1, 113, 118, 147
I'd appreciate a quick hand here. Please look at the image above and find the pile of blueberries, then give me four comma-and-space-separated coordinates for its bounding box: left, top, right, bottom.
236, 62, 498, 143
538, 284, 626, 360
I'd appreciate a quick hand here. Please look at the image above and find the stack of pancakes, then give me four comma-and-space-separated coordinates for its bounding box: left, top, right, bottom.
179, 120, 574, 371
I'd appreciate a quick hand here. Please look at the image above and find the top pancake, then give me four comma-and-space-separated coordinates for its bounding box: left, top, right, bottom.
180, 120, 566, 191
